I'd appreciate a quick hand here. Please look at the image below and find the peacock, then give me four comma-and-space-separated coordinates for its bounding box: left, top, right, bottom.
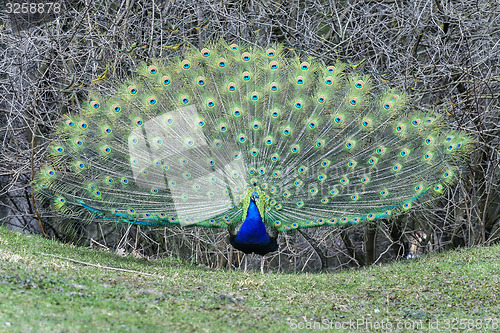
34, 40, 469, 257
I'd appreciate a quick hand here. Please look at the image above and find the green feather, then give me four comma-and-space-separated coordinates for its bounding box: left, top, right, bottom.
34, 40, 470, 235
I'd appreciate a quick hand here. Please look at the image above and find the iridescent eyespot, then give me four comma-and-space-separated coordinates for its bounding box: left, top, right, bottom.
207, 99, 215, 108
66, 120, 74, 127
412, 119, 421, 126
345, 141, 354, 148
425, 137, 434, 144
296, 76, 304, 85
270, 82, 278, 91
228, 82, 236, 91
91, 101, 100, 109
230, 44, 238, 51
384, 102, 392, 109
148, 97, 157, 105
291, 145, 299, 153
197, 76, 205, 86
327, 66, 335, 73
181, 60, 191, 69
269, 61, 278, 70
391, 94, 399, 101
242, 71, 251, 81
79, 122, 87, 129
362, 120, 370, 127
218, 58, 226, 67
148, 66, 158, 74
318, 95, 325, 103
266, 48, 275, 57
162, 76, 171, 85
380, 190, 388, 196
396, 125, 404, 132
295, 100, 302, 108
233, 108, 241, 116
283, 127, 291, 136
241, 52, 251, 61
135, 119, 143, 126
355, 80, 363, 89
316, 140, 325, 148
393, 164, 401, 171
181, 96, 189, 104
424, 152, 432, 160
334, 115, 343, 124
350, 97, 358, 106
201, 48, 210, 57
128, 86, 138, 95
400, 149, 409, 157
251, 92, 259, 101
271, 109, 279, 118
238, 134, 246, 143
325, 76, 333, 85
300, 62, 309, 70
220, 123, 227, 132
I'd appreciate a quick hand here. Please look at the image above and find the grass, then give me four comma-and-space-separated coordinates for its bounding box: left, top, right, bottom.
0, 226, 499, 332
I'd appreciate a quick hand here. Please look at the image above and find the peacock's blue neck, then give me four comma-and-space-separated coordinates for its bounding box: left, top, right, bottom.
235, 200, 269, 244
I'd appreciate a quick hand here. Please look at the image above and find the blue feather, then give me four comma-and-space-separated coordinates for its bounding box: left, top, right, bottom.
229, 192, 278, 255
234, 201, 270, 244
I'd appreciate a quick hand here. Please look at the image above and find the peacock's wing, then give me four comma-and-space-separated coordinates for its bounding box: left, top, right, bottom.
34, 41, 469, 231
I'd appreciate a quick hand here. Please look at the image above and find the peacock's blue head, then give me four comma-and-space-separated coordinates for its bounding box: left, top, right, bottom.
250, 191, 259, 203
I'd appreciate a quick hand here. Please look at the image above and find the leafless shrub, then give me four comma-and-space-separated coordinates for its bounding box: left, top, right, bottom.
0, 0, 498, 271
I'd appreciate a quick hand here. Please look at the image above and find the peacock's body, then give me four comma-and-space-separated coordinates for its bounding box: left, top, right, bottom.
35, 41, 469, 255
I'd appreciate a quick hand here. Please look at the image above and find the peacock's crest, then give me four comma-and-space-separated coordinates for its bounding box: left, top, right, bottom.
34, 40, 469, 254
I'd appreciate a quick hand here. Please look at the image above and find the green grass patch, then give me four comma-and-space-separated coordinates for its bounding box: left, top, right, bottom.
0, 226, 499, 332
